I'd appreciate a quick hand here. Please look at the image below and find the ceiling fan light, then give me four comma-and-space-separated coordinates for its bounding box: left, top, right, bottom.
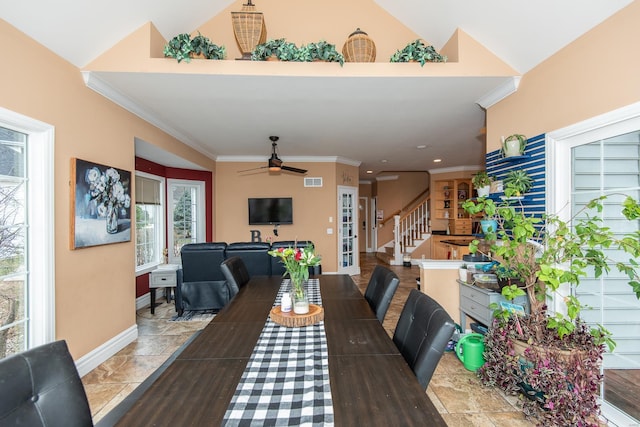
269, 165, 281, 171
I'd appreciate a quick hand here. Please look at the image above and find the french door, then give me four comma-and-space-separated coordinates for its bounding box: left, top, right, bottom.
549, 102, 640, 425
167, 179, 205, 265
338, 186, 359, 275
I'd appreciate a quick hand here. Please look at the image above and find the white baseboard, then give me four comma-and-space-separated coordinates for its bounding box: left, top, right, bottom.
76, 324, 138, 377
136, 292, 150, 311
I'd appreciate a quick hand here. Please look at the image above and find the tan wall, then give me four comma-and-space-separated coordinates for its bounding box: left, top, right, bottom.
487, 2, 640, 151
375, 172, 429, 245
0, 19, 216, 360
214, 161, 359, 272
200, 0, 422, 63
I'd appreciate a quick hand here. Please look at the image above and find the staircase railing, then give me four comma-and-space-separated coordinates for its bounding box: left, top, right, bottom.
393, 196, 430, 262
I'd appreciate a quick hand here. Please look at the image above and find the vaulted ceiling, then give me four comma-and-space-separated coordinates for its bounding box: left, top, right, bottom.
2, 1, 633, 178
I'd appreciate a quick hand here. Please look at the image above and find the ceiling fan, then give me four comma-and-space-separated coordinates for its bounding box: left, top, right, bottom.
239, 136, 308, 174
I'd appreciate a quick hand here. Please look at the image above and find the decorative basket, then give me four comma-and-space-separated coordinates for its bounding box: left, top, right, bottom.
342, 28, 376, 63
231, 1, 267, 60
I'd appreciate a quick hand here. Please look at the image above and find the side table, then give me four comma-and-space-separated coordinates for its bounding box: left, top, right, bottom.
149, 264, 179, 314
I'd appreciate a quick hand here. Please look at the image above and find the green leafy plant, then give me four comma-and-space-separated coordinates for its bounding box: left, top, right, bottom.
464, 195, 640, 424
164, 32, 226, 63
501, 134, 527, 156
297, 40, 344, 65
503, 169, 533, 197
252, 38, 298, 61
163, 33, 193, 63
471, 171, 494, 188
191, 33, 226, 60
389, 39, 447, 66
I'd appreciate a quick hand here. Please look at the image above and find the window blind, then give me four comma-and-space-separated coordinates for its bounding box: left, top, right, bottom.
135, 175, 161, 205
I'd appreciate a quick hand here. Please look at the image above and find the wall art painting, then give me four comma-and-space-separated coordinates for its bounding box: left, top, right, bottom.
70, 158, 132, 249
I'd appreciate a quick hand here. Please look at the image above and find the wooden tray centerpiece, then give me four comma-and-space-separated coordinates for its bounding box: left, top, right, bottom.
270, 304, 324, 328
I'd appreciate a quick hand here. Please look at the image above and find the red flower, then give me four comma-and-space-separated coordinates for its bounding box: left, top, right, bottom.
295, 249, 302, 261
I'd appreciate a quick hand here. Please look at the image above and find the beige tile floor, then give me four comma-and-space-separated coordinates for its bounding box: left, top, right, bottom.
82, 254, 534, 426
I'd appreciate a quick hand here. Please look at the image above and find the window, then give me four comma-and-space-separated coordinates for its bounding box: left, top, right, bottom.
0, 107, 54, 358
167, 179, 205, 264
135, 172, 164, 272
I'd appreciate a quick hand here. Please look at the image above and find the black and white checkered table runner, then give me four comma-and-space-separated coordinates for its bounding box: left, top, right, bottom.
222, 279, 334, 426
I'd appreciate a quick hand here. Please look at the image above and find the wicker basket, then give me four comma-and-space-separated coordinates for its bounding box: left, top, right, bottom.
231, 1, 266, 60
342, 28, 376, 63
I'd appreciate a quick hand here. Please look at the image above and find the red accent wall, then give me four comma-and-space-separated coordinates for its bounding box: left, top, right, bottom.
134, 157, 213, 298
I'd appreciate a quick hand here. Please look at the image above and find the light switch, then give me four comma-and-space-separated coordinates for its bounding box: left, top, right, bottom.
329, 216, 333, 223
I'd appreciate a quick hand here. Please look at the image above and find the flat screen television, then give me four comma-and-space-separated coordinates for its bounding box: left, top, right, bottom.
248, 197, 293, 225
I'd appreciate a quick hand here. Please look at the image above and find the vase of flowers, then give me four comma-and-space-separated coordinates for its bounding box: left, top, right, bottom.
85, 166, 130, 234
268, 243, 321, 315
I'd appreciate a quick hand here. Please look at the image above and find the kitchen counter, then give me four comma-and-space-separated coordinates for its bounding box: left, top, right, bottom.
441, 239, 474, 247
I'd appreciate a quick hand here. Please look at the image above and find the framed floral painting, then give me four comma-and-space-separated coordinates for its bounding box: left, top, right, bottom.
70, 158, 132, 249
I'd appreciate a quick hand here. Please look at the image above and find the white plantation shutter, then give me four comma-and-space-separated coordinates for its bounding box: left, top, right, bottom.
571, 131, 640, 369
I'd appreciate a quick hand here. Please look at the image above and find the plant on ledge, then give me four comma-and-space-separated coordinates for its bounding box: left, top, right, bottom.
164, 32, 226, 63
296, 40, 345, 65
389, 39, 447, 66
251, 38, 298, 61
462, 194, 640, 425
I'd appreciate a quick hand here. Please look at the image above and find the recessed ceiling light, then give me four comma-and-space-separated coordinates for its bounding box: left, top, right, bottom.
366, 170, 373, 174
433, 159, 442, 163
381, 159, 388, 163
416, 145, 427, 149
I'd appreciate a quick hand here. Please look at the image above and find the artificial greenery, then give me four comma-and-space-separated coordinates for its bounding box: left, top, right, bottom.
471, 171, 494, 188
251, 39, 297, 61
503, 169, 533, 197
389, 39, 447, 66
297, 40, 345, 65
164, 32, 226, 63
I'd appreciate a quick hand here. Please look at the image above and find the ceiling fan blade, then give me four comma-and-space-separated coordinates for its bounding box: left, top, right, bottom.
238, 165, 268, 173
281, 165, 307, 174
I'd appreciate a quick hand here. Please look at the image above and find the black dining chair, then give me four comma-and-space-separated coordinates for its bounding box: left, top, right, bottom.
0, 340, 94, 427
364, 265, 400, 322
393, 289, 456, 390
221, 256, 251, 297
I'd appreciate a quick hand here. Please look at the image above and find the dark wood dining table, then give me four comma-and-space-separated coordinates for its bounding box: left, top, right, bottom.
105, 275, 447, 426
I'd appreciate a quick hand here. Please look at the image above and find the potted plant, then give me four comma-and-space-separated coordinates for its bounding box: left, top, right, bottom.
297, 40, 344, 65
471, 171, 494, 197
503, 169, 533, 198
389, 39, 447, 66
462, 195, 640, 424
164, 32, 226, 63
458, 263, 468, 282
501, 134, 527, 157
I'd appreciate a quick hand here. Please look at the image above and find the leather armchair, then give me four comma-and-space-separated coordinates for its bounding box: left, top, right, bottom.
0, 340, 93, 427
269, 240, 321, 276
175, 242, 232, 316
393, 289, 455, 389
225, 242, 272, 276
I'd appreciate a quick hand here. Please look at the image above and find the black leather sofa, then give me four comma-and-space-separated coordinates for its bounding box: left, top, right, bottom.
174, 241, 315, 315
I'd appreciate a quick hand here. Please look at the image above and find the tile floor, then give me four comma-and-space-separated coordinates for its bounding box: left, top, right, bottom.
82, 254, 534, 426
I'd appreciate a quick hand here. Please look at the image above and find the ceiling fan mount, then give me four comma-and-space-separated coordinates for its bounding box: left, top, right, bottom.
239, 136, 308, 175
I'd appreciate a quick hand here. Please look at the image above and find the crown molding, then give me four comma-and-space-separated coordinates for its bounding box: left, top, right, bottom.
428, 165, 483, 174
216, 155, 360, 166
376, 175, 399, 181
476, 76, 522, 109
82, 71, 217, 160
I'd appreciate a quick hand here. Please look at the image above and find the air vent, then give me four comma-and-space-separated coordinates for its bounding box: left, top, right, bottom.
304, 177, 323, 187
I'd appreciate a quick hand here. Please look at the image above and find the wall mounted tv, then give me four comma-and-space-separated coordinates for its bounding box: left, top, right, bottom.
248, 197, 293, 225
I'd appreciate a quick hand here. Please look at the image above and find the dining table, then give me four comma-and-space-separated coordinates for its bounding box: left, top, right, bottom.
102, 274, 447, 426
